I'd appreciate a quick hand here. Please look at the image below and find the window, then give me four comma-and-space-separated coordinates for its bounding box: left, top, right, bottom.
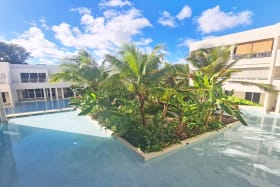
245, 92, 260, 103
1, 93, 6, 103
20, 73, 29, 83
235, 43, 252, 55
252, 93, 261, 103
234, 38, 274, 59
64, 88, 74, 98
38, 73, 46, 82
20, 73, 47, 83
51, 88, 56, 97
35, 89, 44, 98
22, 90, 28, 99
30, 73, 38, 83
28, 89, 35, 98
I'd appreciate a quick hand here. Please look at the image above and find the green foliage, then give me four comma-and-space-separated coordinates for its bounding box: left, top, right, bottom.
0, 42, 31, 64
53, 45, 254, 152
228, 96, 262, 106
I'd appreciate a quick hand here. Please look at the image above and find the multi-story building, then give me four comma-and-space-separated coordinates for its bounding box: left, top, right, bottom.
0, 62, 73, 107
189, 23, 280, 113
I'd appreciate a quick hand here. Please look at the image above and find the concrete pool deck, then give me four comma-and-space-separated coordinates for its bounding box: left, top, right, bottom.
7, 110, 112, 138
6, 107, 75, 118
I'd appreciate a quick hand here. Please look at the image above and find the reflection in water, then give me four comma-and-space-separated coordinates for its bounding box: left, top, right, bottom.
218, 111, 280, 187
5, 99, 70, 115
0, 125, 21, 187
0, 110, 279, 187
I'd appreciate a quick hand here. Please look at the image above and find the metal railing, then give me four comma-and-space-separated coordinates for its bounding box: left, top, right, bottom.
230, 77, 268, 81
232, 51, 272, 60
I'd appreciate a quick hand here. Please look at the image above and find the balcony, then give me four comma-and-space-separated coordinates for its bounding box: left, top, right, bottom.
232, 51, 272, 60
229, 76, 269, 84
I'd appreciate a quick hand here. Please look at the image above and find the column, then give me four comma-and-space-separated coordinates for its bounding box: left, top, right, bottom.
275, 92, 280, 113
49, 88, 53, 100
264, 35, 279, 112
0, 90, 7, 123
61, 88, 64, 99
264, 92, 277, 112
43, 88, 47, 100
55, 88, 58, 99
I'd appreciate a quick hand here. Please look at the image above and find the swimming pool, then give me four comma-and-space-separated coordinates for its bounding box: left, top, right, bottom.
0, 110, 279, 187
5, 99, 71, 115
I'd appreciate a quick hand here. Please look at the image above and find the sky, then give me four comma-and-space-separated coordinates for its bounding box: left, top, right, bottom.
1, 0, 280, 65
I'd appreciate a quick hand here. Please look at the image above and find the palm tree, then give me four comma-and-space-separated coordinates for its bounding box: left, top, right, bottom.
50, 50, 108, 116
188, 46, 272, 91
188, 46, 272, 126
50, 50, 108, 93
105, 44, 164, 127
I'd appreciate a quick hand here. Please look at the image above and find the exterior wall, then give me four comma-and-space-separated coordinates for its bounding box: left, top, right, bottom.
189, 23, 280, 113
0, 62, 73, 106
233, 91, 245, 99
260, 93, 265, 105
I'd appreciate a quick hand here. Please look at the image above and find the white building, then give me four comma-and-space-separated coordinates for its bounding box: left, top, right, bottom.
189, 23, 280, 113
0, 62, 73, 107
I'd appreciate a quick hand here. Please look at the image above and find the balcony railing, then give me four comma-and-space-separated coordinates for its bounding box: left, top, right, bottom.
230, 77, 268, 81
20, 78, 47, 83
232, 51, 272, 60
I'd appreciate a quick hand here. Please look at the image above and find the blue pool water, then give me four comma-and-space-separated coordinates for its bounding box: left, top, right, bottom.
0, 110, 280, 187
5, 99, 71, 115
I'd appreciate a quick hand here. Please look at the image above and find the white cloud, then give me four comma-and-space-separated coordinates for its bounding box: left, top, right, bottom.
176, 58, 187, 64
135, 38, 153, 46
197, 6, 253, 33
176, 5, 192, 20
0, 35, 6, 41
10, 26, 72, 64
158, 11, 176, 27
39, 17, 49, 30
99, 0, 132, 8
178, 38, 196, 48
70, 7, 91, 14
52, 7, 151, 59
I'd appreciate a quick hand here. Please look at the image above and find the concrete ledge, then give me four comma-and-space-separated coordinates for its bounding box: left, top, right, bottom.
6, 107, 75, 118
113, 121, 241, 161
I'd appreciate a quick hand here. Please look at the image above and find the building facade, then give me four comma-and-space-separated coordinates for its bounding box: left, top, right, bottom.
189, 23, 280, 113
0, 62, 73, 107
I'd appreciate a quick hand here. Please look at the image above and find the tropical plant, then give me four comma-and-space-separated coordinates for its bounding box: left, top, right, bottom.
105, 44, 164, 127
51, 44, 263, 153
188, 46, 272, 126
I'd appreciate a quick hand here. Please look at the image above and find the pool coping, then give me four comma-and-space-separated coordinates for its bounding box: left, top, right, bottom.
6, 107, 75, 118
113, 121, 241, 161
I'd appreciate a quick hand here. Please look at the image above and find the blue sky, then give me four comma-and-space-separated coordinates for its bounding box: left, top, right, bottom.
1, 0, 280, 64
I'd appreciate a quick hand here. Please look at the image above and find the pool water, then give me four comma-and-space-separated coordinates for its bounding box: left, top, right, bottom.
5, 99, 71, 115
0, 110, 280, 187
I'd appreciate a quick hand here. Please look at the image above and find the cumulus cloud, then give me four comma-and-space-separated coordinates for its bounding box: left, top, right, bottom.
39, 17, 49, 30
70, 7, 91, 14
99, 0, 132, 8
158, 11, 176, 27
135, 38, 153, 46
196, 6, 253, 33
52, 7, 151, 58
10, 26, 72, 64
159, 5, 192, 27
176, 5, 192, 20
176, 58, 187, 64
178, 38, 196, 48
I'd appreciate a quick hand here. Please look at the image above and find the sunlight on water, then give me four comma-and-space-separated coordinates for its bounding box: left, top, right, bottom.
0, 110, 279, 187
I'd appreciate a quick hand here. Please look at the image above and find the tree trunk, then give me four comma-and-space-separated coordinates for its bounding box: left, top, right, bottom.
162, 103, 168, 118
219, 110, 224, 123
140, 98, 146, 127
